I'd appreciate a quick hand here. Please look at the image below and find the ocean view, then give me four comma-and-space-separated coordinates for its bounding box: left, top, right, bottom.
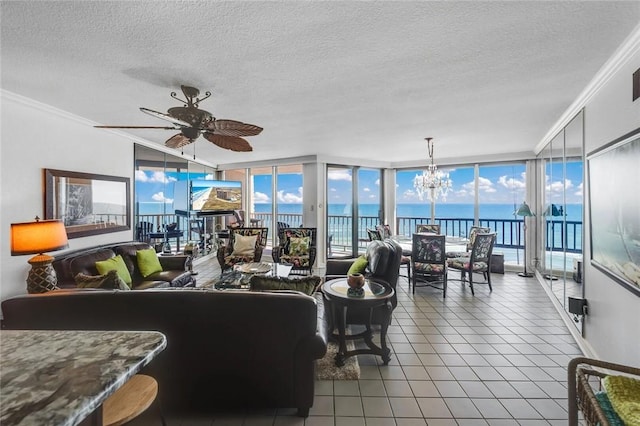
138, 202, 583, 222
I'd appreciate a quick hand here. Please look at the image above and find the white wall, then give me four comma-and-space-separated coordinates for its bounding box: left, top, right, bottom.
1, 92, 136, 303
582, 47, 640, 365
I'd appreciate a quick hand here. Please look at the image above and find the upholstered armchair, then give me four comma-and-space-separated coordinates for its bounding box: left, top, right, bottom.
272, 228, 317, 275
446, 232, 496, 295
217, 227, 269, 273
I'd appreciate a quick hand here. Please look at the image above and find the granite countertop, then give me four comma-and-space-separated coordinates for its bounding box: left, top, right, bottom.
0, 329, 167, 426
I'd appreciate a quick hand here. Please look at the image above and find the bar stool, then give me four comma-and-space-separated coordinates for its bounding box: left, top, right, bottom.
103, 374, 166, 426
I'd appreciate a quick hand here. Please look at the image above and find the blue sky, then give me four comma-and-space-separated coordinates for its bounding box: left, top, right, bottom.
135, 161, 583, 207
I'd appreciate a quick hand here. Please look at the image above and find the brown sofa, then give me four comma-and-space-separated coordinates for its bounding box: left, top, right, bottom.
52, 241, 195, 289
1, 288, 328, 417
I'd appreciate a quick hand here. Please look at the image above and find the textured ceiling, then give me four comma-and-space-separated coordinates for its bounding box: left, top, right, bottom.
2, 1, 639, 167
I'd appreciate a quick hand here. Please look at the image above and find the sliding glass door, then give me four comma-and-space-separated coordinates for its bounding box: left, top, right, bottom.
326, 165, 382, 258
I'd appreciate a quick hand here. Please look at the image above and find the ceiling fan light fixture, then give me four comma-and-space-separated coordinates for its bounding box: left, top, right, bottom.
96, 85, 262, 153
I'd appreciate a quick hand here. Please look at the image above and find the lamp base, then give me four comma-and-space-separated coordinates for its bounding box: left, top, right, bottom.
27, 255, 58, 293
518, 271, 534, 278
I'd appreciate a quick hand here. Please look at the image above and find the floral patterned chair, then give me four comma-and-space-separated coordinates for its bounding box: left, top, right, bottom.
416, 223, 441, 234
411, 234, 447, 297
217, 227, 269, 273
446, 226, 491, 258
446, 233, 496, 295
272, 228, 317, 275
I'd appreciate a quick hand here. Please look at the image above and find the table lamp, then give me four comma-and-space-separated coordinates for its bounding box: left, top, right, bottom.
11, 216, 69, 293
515, 202, 535, 278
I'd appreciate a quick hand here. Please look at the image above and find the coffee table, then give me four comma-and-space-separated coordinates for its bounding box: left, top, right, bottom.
322, 278, 394, 366
210, 262, 293, 290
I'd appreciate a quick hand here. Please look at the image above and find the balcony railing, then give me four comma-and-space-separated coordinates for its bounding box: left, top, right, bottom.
134, 213, 582, 255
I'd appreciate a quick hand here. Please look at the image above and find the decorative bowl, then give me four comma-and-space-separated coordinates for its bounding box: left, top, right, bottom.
347, 273, 365, 289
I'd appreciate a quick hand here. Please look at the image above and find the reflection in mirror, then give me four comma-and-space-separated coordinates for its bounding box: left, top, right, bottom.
535, 110, 584, 332
134, 144, 219, 259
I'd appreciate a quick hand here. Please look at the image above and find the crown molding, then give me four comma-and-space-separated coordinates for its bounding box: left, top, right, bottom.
534, 22, 640, 154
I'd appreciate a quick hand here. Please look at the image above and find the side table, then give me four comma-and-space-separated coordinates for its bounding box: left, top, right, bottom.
322, 278, 394, 366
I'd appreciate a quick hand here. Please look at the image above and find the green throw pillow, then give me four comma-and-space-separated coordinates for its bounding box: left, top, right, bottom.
136, 248, 163, 278
289, 236, 310, 256
249, 275, 322, 296
74, 270, 129, 290
347, 255, 368, 275
95, 255, 132, 287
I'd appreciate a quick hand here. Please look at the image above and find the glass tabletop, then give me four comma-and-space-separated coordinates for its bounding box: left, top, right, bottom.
323, 278, 393, 300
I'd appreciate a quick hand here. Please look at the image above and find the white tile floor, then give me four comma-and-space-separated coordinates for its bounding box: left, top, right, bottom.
130, 256, 582, 426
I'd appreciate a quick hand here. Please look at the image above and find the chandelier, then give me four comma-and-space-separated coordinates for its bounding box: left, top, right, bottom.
413, 137, 452, 202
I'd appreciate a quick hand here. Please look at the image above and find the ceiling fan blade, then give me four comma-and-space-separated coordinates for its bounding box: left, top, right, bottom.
203, 132, 253, 152
140, 107, 192, 127
207, 119, 263, 137
165, 133, 193, 149
94, 125, 178, 129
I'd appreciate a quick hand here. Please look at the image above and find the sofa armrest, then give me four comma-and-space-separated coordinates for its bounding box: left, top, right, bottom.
158, 255, 190, 271
325, 258, 356, 276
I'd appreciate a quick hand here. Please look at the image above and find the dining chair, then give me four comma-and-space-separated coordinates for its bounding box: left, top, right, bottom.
411, 234, 447, 297
367, 228, 382, 241
446, 226, 491, 258
416, 223, 441, 234
446, 233, 496, 295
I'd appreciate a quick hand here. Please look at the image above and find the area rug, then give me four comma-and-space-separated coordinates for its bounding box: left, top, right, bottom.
315, 340, 360, 380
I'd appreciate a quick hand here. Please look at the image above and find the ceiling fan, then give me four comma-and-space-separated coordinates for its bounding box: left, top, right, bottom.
94, 85, 262, 152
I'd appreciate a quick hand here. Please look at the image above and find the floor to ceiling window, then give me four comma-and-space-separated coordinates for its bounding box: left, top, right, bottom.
223, 165, 303, 248
396, 162, 527, 265
326, 166, 382, 258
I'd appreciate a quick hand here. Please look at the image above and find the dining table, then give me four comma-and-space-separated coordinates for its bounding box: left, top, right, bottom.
391, 234, 469, 255
0, 329, 166, 426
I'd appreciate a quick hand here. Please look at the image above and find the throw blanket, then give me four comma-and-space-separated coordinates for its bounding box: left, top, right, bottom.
604, 375, 640, 426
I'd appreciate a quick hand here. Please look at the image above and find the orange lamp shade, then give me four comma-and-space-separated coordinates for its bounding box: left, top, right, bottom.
11, 219, 69, 255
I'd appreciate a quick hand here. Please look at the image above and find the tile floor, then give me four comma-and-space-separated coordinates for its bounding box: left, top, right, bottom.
130, 256, 583, 425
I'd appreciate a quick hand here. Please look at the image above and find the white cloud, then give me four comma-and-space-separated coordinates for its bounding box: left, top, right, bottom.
546, 178, 573, 193
402, 189, 417, 200
328, 170, 352, 181
253, 191, 270, 203
497, 172, 526, 190
375, 179, 380, 186
478, 176, 496, 193
151, 192, 173, 203
369, 194, 376, 199
135, 170, 148, 182
136, 170, 177, 184
363, 187, 370, 192
277, 187, 303, 203
575, 182, 583, 197
330, 188, 337, 192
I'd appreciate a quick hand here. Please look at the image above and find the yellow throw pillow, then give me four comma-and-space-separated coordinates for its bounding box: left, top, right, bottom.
136, 248, 163, 278
231, 234, 258, 256
95, 255, 132, 287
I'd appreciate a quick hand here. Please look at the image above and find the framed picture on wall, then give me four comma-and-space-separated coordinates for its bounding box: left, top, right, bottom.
45, 169, 130, 238
587, 127, 640, 296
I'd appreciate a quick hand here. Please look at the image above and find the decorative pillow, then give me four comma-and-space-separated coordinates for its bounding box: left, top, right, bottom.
231, 234, 258, 256
74, 270, 129, 290
136, 248, 163, 277
604, 375, 640, 425
249, 275, 322, 296
95, 255, 132, 287
289, 236, 310, 256
347, 255, 368, 275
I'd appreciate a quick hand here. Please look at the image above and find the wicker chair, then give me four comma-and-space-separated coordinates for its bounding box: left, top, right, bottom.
568, 357, 640, 425
272, 228, 317, 275
217, 227, 269, 273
